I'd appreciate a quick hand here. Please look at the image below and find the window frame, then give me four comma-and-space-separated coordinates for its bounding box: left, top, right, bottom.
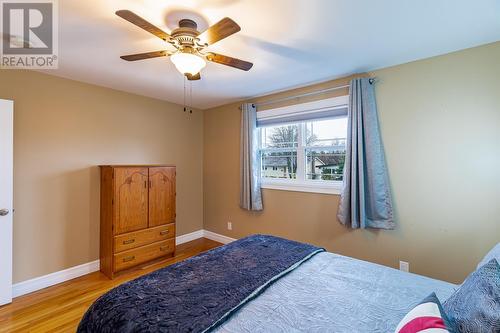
257, 95, 348, 195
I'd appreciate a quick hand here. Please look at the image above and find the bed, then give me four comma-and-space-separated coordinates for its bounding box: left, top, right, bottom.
214, 252, 456, 333
78, 235, 458, 333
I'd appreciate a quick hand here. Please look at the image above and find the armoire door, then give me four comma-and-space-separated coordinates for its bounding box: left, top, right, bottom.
114, 167, 149, 234
148, 167, 176, 227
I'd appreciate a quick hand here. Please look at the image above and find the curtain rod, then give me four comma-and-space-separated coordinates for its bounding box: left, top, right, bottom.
253, 77, 376, 108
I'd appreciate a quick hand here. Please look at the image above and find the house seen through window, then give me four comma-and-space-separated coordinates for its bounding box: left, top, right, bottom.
259, 117, 347, 183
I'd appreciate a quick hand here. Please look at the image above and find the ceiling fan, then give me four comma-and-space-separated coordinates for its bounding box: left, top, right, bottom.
115, 10, 253, 80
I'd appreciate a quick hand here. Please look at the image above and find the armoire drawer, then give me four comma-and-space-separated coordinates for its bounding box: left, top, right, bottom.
114, 239, 175, 272
114, 224, 175, 253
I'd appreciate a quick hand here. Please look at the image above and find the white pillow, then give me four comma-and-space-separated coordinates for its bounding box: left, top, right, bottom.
477, 242, 500, 269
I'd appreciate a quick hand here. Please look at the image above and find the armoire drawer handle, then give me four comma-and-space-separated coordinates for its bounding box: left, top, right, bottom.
123, 256, 135, 262
123, 239, 135, 245
160, 246, 170, 252
160, 230, 169, 236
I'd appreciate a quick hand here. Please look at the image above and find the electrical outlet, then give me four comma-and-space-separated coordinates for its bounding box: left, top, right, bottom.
227, 221, 232, 230
399, 261, 409, 272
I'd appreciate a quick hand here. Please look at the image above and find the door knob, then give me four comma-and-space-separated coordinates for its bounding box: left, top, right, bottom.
0, 209, 9, 216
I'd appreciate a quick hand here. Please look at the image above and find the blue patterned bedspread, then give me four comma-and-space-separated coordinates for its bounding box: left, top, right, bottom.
215, 252, 458, 333
77, 234, 324, 333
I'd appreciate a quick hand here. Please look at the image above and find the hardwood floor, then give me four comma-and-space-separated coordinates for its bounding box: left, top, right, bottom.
0, 238, 222, 333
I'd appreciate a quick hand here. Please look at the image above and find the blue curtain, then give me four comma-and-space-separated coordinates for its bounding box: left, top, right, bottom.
240, 103, 263, 211
337, 78, 394, 229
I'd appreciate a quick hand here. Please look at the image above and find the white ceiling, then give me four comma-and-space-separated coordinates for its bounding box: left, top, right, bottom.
44, 0, 500, 109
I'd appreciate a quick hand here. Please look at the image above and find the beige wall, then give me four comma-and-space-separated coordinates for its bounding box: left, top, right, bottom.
203, 41, 500, 284
0, 70, 204, 283
2, 42, 499, 285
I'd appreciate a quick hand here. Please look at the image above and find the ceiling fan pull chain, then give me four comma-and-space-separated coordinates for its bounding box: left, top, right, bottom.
183, 76, 186, 112
190, 81, 193, 114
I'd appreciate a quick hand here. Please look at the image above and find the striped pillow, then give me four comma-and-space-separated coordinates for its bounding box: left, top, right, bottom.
395, 293, 453, 333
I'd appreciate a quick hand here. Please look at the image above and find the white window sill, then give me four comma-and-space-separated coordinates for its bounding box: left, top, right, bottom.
260, 179, 342, 195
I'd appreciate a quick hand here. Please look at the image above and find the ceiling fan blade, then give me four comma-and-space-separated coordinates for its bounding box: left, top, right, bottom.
186, 73, 201, 81
120, 50, 170, 61
116, 10, 170, 41
197, 18, 240, 45
206, 53, 253, 71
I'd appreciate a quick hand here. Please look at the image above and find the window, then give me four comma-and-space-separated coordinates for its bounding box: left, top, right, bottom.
260, 124, 298, 179
257, 96, 348, 195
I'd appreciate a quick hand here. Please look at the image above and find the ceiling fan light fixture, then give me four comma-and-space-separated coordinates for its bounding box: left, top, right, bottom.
116, 11, 253, 77
170, 52, 206, 76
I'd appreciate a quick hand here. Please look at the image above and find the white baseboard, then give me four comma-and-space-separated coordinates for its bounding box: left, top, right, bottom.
203, 230, 237, 244
11, 229, 235, 299
12, 260, 100, 298
177, 229, 236, 245
176, 229, 205, 245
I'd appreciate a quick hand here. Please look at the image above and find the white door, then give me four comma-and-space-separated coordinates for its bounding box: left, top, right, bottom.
0, 100, 13, 306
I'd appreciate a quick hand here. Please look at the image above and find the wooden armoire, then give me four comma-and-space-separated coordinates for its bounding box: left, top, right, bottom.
99, 165, 176, 279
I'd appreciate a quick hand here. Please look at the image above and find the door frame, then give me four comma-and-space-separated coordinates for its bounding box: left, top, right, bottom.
0, 99, 13, 306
